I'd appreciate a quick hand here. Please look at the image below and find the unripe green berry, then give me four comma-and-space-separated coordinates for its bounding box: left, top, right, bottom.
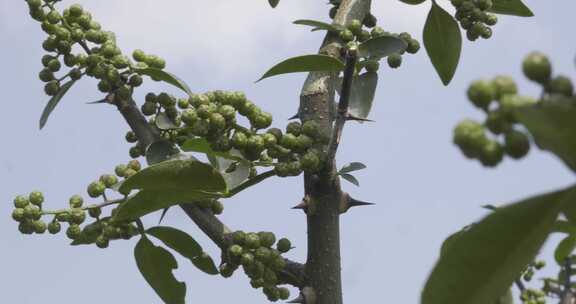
387, 53, 402, 69
278, 287, 290, 300
484, 14, 498, 26
286, 121, 302, 136
277, 238, 291, 253
296, 134, 314, 150
45, 81, 60, 96
24, 204, 41, 220
504, 130, 530, 159
467, 79, 495, 110
347, 19, 362, 34
232, 230, 246, 245
14, 195, 29, 208
66, 224, 82, 240
12, 208, 26, 222
252, 112, 273, 130
245, 233, 261, 249
69, 195, 84, 208
229, 244, 243, 257
241, 252, 255, 266
211, 200, 224, 215
231, 132, 249, 149
492, 75, 518, 100
87, 181, 106, 198
95, 235, 109, 248
69, 208, 86, 224
406, 39, 421, 54
88, 207, 102, 218
522, 52, 552, 84
258, 232, 276, 248
141, 102, 157, 116
48, 221, 61, 234
100, 174, 119, 188
301, 151, 321, 172
32, 220, 47, 234
69, 68, 82, 81
548, 75, 574, 96
364, 60, 380, 73
19, 221, 35, 234
132, 49, 147, 62
129, 146, 143, 159
39, 68, 55, 82
339, 29, 354, 42
479, 140, 504, 167
115, 164, 128, 177
128, 160, 142, 171
129, 74, 143, 87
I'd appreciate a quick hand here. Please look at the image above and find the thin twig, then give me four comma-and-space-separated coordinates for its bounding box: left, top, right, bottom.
326, 50, 358, 168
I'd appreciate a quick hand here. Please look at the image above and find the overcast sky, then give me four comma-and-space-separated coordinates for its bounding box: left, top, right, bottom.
1, 0, 575, 303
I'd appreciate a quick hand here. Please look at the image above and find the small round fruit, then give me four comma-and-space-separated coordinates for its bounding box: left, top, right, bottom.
12, 208, 25, 222
44, 81, 60, 96
232, 230, 246, 245
347, 19, 362, 34
211, 200, 224, 215
301, 151, 321, 172
548, 75, 574, 96
229, 244, 243, 257
286, 121, 302, 136
492, 75, 518, 100
479, 140, 504, 167
277, 238, 292, 253
467, 79, 495, 110
69, 195, 84, 208
14, 195, 29, 208
241, 253, 255, 266
484, 111, 509, 135
231, 132, 248, 149
33, 220, 47, 234
24, 204, 41, 220
245, 233, 261, 249
258, 232, 276, 248
96, 235, 110, 248
504, 130, 530, 159
387, 53, 402, 69
128, 160, 142, 171
88, 207, 102, 218
406, 39, 421, 54
18, 221, 34, 234
48, 221, 61, 234
522, 52, 552, 84
87, 181, 106, 198
339, 29, 354, 42
66, 224, 82, 240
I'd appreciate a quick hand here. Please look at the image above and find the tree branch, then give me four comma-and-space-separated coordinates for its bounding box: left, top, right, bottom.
298, 1, 371, 304
109, 95, 306, 287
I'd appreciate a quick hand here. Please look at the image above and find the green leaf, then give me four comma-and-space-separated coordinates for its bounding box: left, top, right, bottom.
399, 0, 428, 4
135, 68, 193, 97
114, 189, 219, 221
340, 173, 359, 186
258, 55, 345, 82
134, 236, 186, 304
555, 235, 576, 265
422, 186, 576, 304
209, 154, 251, 190
39, 80, 76, 129
423, 1, 462, 85
120, 159, 226, 194
515, 102, 576, 172
358, 36, 407, 59
146, 140, 178, 165
489, 0, 534, 17
268, 0, 280, 8
155, 112, 179, 130
181, 138, 244, 162
495, 289, 514, 304
349, 72, 378, 119
293, 19, 344, 32
146, 226, 203, 261
339, 162, 367, 174
191, 252, 219, 275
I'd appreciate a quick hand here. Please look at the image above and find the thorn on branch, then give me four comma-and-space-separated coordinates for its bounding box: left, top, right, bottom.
340, 193, 373, 214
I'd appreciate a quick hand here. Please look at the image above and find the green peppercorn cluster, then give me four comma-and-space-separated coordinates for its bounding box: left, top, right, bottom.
519, 289, 546, 304
131, 90, 326, 177
12, 159, 142, 248
453, 75, 536, 167
25, 0, 162, 100
220, 231, 292, 302
450, 0, 498, 41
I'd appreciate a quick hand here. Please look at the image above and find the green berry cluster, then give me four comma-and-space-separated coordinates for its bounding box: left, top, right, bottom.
221, 231, 292, 302
519, 289, 546, 304
523, 52, 574, 98
26, 0, 162, 101
13, 159, 142, 247
329, 0, 377, 29
450, 0, 498, 41
11, 192, 48, 234
454, 75, 535, 167
364, 26, 421, 70
133, 90, 326, 177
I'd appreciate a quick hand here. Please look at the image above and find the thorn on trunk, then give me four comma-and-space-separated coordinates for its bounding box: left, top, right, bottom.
346, 112, 374, 122
288, 113, 300, 120
292, 195, 310, 213
340, 193, 374, 213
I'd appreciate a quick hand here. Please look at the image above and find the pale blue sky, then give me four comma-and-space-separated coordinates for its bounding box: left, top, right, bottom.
1, 0, 575, 303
